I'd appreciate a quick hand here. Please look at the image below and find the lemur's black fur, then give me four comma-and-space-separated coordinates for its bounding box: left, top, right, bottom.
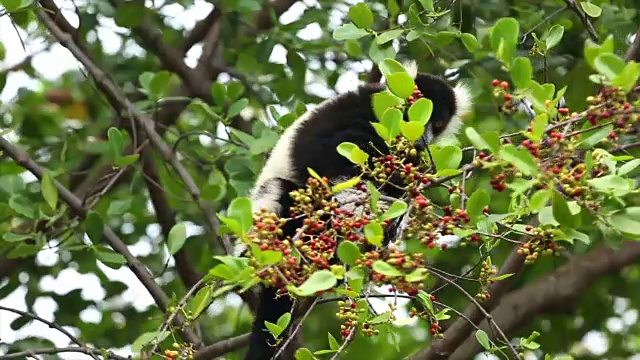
244, 66, 472, 360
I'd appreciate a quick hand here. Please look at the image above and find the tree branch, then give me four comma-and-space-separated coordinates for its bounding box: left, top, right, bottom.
563, 0, 598, 42
624, 27, 640, 63
182, 7, 222, 53
0, 136, 201, 347
0, 346, 127, 360
194, 333, 251, 360
449, 240, 640, 359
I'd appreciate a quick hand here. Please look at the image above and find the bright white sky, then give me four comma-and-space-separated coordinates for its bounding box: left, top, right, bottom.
0, 0, 635, 359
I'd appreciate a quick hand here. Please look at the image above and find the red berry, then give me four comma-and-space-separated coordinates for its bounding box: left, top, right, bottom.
491, 79, 500, 86
500, 81, 509, 89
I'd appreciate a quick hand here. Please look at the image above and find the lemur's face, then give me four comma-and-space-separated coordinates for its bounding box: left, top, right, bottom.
412, 73, 458, 149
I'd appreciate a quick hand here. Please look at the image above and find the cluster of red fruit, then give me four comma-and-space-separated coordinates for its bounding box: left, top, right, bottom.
407, 84, 425, 105
336, 300, 360, 338
490, 173, 506, 192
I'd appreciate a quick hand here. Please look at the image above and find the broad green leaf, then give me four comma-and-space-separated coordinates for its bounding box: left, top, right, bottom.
381, 200, 408, 221
476, 330, 491, 350
41, 171, 58, 210
188, 285, 214, 318
578, 124, 613, 149
433, 145, 462, 170
107, 127, 125, 160
584, 35, 614, 69
580, 2, 602, 17
295, 348, 318, 360
107, 199, 132, 216
328, 332, 340, 350
265, 321, 284, 338
511, 57, 532, 88
386, 72, 415, 98
545, 25, 564, 50
551, 191, 578, 228
408, 98, 433, 124
364, 222, 384, 246
372, 90, 404, 121
377, 29, 404, 45
400, 121, 424, 142
610, 207, 640, 236
378, 58, 407, 77
529, 114, 548, 142
337, 142, 369, 165
529, 189, 551, 212
228, 98, 249, 119
290, 270, 338, 296
337, 241, 362, 266
460, 33, 479, 53
371, 123, 390, 141
465, 128, 499, 153
381, 108, 403, 139
167, 223, 187, 255
228, 197, 253, 234
348, 3, 374, 29
277, 312, 292, 330
466, 189, 490, 222
85, 211, 103, 243
372, 260, 403, 276
95, 247, 127, 267
612, 62, 640, 93
333, 23, 369, 40
618, 159, 640, 176
418, 0, 434, 11
149, 71, 172, 97
594, 53, 625, 80
499, 144, 539, 176
405, 268, 428, 282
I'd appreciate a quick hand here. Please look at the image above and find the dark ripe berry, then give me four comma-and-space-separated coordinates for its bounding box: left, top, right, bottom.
351, 303, 357, 308
421, 177, 429, 184
442, 216, 451, 223
448, 187, 454, 193
500, 81, 509, 89
552, 167, 561, 174
429, 328, 437, 335
558, 107, 569, 115
441, 244, 448, 250
491, 79, 500, 86
386, 155, 393, 162
430, 295, 436, 301
525, 225, 532, 231
602, 111, 610, 118
504, 93, 512, 101
609, 131, 617, 139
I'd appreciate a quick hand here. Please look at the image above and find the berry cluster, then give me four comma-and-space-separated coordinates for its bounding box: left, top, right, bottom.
336, 300, 360, 338
516, 226, 564, 264
408, 84, 425, 105
162, 342, 194, 360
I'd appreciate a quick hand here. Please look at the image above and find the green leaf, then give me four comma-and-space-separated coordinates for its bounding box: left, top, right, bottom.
114, 154, 140, 167
499, 144, 539, 176
612, 62, 640, 93
337, 142, 369, 165
107, 127, 125, 160
149, 71, 173, 98
167, 223, 187, 255
594, 53, 625, 80
476, 329, 491, 350
544, 25, 564, 50
8, 195, 35, 219
290, 270, 337, 296
610, 207, 640, 236
333, 24, 369, 40
387, 0, 400, 17
85, 211, 103, 243
490, 18, 519, 63
41, 171, 58, 210
372, 90, 403, 121
466, 189, 490, 223
551, 191, 578, 228
211, 82, 226, 105
529, 114, 549, 143
277, 312, 292, 331
337, 241, 362, 266
378, 58, 408, 77
344, 39, 362, 57
529, 189, 551, 212
348, 3, 374, 29
408, 98, 433, 124
372, 260, 403, 276
400, 121, 424, 142
578, 124, 613, 149
405, 268, 428, 282
465, 128, 499, 153
114, 0, 145, 28
188, 285, 213, 318
228, 98, 249, 119
584, 35, 614, 69
381, 201, 408, 221
368, 181, 381, 214
386, 72, 415, 98
418, 0, 434, 11
295, 348, 318, 360
580, 2, 602, 17
618, 159, 640, 176
95, 247, 127, 267
511, 57, 532, 88
377, 29, 404, 45
131, 331, 168, 353
381, 108, 403, 139
227, 197, 253, 235
587, 175, 634, 196
371, 123, 390, 141
433, 145, 462, 170
107, 199, 132, 216
416, 291, 434, 313
328, 332, 340, 350
460, 33, 479, 53
489, 273, 515, 281
265, 321, 284, 338
332, 176, 361, 193
364, 222, 384, 246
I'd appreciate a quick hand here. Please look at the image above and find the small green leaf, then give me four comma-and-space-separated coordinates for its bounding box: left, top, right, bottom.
371, 123, 390, 141
489, 273, 515, 281
332, 176, 361, 193
378, 58, 408, 77
149, 71, 173, 98
610, 207, 640, 236
265, 321, 284, 338
290, 270, 337, 296
433, 145, 463, 170
618, 159, 640, 176
85, 211, 103, 243
386, 72, 415, 98
465, 128, 499, 153
381, 108, 403, 139
380, 201, 408, 221
529, 189, 551, 212
131, 331, 168, 353
372, 90, 404, 121
295, 348, 318, 360
364, 222, 384, 246
511, 57, 532, 88
545, 25, 564, 50
167, 223, 187, 255
376, 29, 404, 45
408, 98, 433, 124
188, 285, 213, 318
460, 33, 479, 53
529, 114, 548, 143
499, 144, 539, 176
400, 121, 424, 142
228, 98, 249, 119
372, 260, 403, 276
337, 241, 362, 266
328, 332, 340, 350
107, 127, 125, 160
95, 247, 127, 267
612, 62, 640, 93
476, 330, 491, 350
580, 2, 602, 17
41, 171, 58, 210
405, 268, 428, 282
551, 190, 578, 228
337, 142, 369, 165
466, 189, 490, 223
416, 290, 434, 313
418, 0, 434, 11
578, 124, 613, 149
333, 23, 369, 40
277, 312, 292, 330
594, 53, 625, 80
107, 199, 132, 216
228, 197, 253, 235
114, 154, 140, 167
368, 181, 381, 214
348, 3, 374, 29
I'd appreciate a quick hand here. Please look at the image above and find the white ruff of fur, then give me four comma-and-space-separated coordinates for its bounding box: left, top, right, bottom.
435, 82, 474, 144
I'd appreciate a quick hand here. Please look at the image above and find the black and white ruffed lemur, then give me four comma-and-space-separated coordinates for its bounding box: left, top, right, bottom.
242, 61, 474, 360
